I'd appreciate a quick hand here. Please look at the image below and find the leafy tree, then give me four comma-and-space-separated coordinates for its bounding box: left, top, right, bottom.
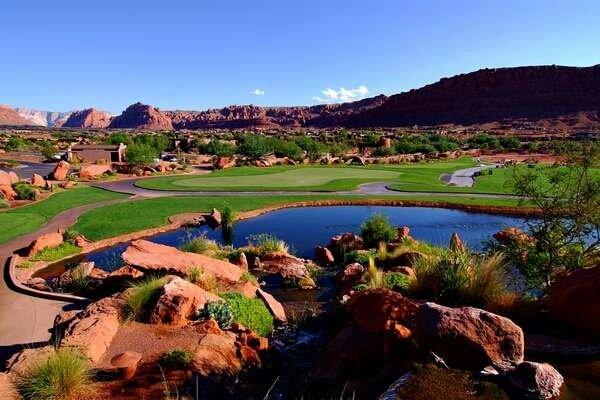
40, 141, 57, 161
126, 143, 157, 166
107, 132, 131, 145
239, 135, 272, 159
499, 136, 522, 150
199, 140, 237, 157
295, 136, 326, 161
468, 133, 500, 150
5, 136, 28, 151
361, 214, 397, 248
508, 143, 600, 290
272, 139, 303, 160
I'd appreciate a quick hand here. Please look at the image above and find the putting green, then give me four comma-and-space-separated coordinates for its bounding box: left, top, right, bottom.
137, 166, 402, 192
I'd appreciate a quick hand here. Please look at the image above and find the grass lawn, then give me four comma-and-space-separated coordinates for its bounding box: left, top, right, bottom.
72, 194, 527, 242
135, 159, 483, 192
0, 186, 127, 244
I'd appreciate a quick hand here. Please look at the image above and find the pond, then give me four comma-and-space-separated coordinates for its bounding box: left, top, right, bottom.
81, 206, 529, 272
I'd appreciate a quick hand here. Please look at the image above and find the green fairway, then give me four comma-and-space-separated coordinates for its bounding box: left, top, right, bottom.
72, 194, 526, 242
136, 159, 480, 192
0, 186, 127, 244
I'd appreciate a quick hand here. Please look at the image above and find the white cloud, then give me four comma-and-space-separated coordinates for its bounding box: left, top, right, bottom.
250, 89, 265, 96
312, 85, 369, 103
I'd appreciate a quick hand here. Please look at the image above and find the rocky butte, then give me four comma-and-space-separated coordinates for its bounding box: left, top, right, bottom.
62, 108, 112, 129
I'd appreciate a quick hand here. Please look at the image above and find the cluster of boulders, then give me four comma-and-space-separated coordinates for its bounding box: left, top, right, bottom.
313, 289, 564, 400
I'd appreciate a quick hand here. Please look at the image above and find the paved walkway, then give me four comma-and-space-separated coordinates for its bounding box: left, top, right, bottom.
0, 199, 126, 367
443, 164, 499, 187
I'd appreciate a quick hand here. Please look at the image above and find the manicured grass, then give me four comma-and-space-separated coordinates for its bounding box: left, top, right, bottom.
135, 159, 479, 192
72, 194, 527, 242
0, 186, 127, 244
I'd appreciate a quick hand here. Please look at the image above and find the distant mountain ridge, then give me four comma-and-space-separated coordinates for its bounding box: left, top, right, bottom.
14, 108, 72, 127
2, 65, 600, 131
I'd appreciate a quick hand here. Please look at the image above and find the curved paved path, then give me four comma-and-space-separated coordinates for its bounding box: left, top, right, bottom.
0, 198, 127, 367
443, 164, 499, 187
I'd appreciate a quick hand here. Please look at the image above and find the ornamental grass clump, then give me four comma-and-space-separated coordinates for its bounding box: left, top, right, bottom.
123, 276, 166, 321
248, 233, 290, 254
185, 266, 218, 292
180, 235, 220, 256
17, 348, 92, 400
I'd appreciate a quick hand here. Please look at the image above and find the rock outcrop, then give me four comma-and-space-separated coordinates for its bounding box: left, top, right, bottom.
257, 288, 287, 322
25, 231, 63, 257
62, 108, 112, 128
50, 160, 70, 181
0, 105, 34, 125
109, 102, 173, 130
31, 173, 46, 187
0, 185, 17, 201
192, 333, 242, 377
550, 266, 600, 337
150, 276, 221, 325
122, 240, 242, 282
415, 302, 524, 369
507, 361, 564, 400
61, 296, 123, 362
79, 164, 112, 179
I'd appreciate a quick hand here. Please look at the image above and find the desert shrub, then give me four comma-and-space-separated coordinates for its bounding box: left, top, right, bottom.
185, 266, 218, 292
220, 203, 235, 229
383, 272, 410, 292
123, 276, 166, 321
365, 257, 384, 289
239, 135, 273, 159
240, 271, 258, 284
345, 249, 377, 266
13, 182, 37, 200
372, 146, 395, 157
62, 230, 81, 244
410, 248, 509, 308
160, 348, 194, 369
16, 348, 91, 400
199, 140, 237, 157
294, 136, 327, 160
361, 214, 397, 248
30, 242, 81, 262
222, 292, 274, 336
180, 235, 220, 256
272, 139, 303, 160
199, 300, 235, 329
247, 233, 289, 254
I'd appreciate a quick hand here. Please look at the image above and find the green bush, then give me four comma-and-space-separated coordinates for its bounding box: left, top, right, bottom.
199, 140, 237, 157
272, 139, 303, 160
16, 348, 91, 400
199, 300, 235, 329
247, 233, 289, 254
13, 182, 38, 200
360, 214, 397, 248
123, 276, 166, 321
222, 292, 274, 336
220, 203, 235, 228
239, 135, 273, 159
240, 271, 258, 284
345, 249, 377, 265
0, 198, 8, 208
30, 242, 81, 262
383, 272, 410, 292
126, 142, 158, 166
160, 348, 194, 369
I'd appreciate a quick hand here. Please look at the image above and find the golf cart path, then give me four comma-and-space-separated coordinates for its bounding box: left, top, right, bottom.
443, 164, 499, 187
0, 198, 127, 366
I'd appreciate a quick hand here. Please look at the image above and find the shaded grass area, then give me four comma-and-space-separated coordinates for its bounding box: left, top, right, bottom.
135, 159, 477, 192
72, 194, 527, 242
0, 186, 127, 244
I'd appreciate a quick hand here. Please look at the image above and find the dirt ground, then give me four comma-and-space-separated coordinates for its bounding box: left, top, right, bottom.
481, 152, 563, 164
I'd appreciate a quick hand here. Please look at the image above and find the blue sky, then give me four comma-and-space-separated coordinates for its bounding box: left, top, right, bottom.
2, 0, 599, 113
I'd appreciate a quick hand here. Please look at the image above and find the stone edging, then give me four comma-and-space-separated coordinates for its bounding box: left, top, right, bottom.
5, 255, 89, 303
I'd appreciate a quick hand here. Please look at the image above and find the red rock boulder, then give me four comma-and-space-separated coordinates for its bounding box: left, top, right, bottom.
347, 289, 419, 334
415, 302, 524, 370
31, 173, 46, 187
315, 246, 334, 265
51, 160, 70, 180
79, 164, 112, 179
0, 185, 17, 201
150, 276, 221, 325
550, 266, 600, 337
25, 231, 63, 257
493, 227, 535, 246
507, 361, 563, 400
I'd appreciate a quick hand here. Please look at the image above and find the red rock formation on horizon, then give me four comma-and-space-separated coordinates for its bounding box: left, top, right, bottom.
62, 108, 112, 129
343, 65, 600, 127
108, 102, 173, 130
0, 105, 36, 126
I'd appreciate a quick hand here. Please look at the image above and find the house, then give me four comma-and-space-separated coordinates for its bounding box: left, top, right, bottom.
68, 143, 127, 164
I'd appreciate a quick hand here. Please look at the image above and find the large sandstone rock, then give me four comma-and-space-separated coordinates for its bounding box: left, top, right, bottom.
192, 333, 242, 377
122, 240, 242, 282
5, 346, 55, 376
0, 372, 18, 400
0, 184, 17, 201
214, 156, 236, 169
329, 233, 365, 254
0, 171, 12, 186
25, 231, 63, 257
79, 164, 112, 179
256, 288, 287, 322
415, 302, 524, 370
347, 289, 418, 334
493, 227, 535, 246
61, 296, 123, 362
150, 276, 221, 325
507, 361, 564, 400
259, 251, 311, 280
315, 246, 334, 265
550, 266, 600, 337
31, 173, 46, 187
51, 160, 70, 180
